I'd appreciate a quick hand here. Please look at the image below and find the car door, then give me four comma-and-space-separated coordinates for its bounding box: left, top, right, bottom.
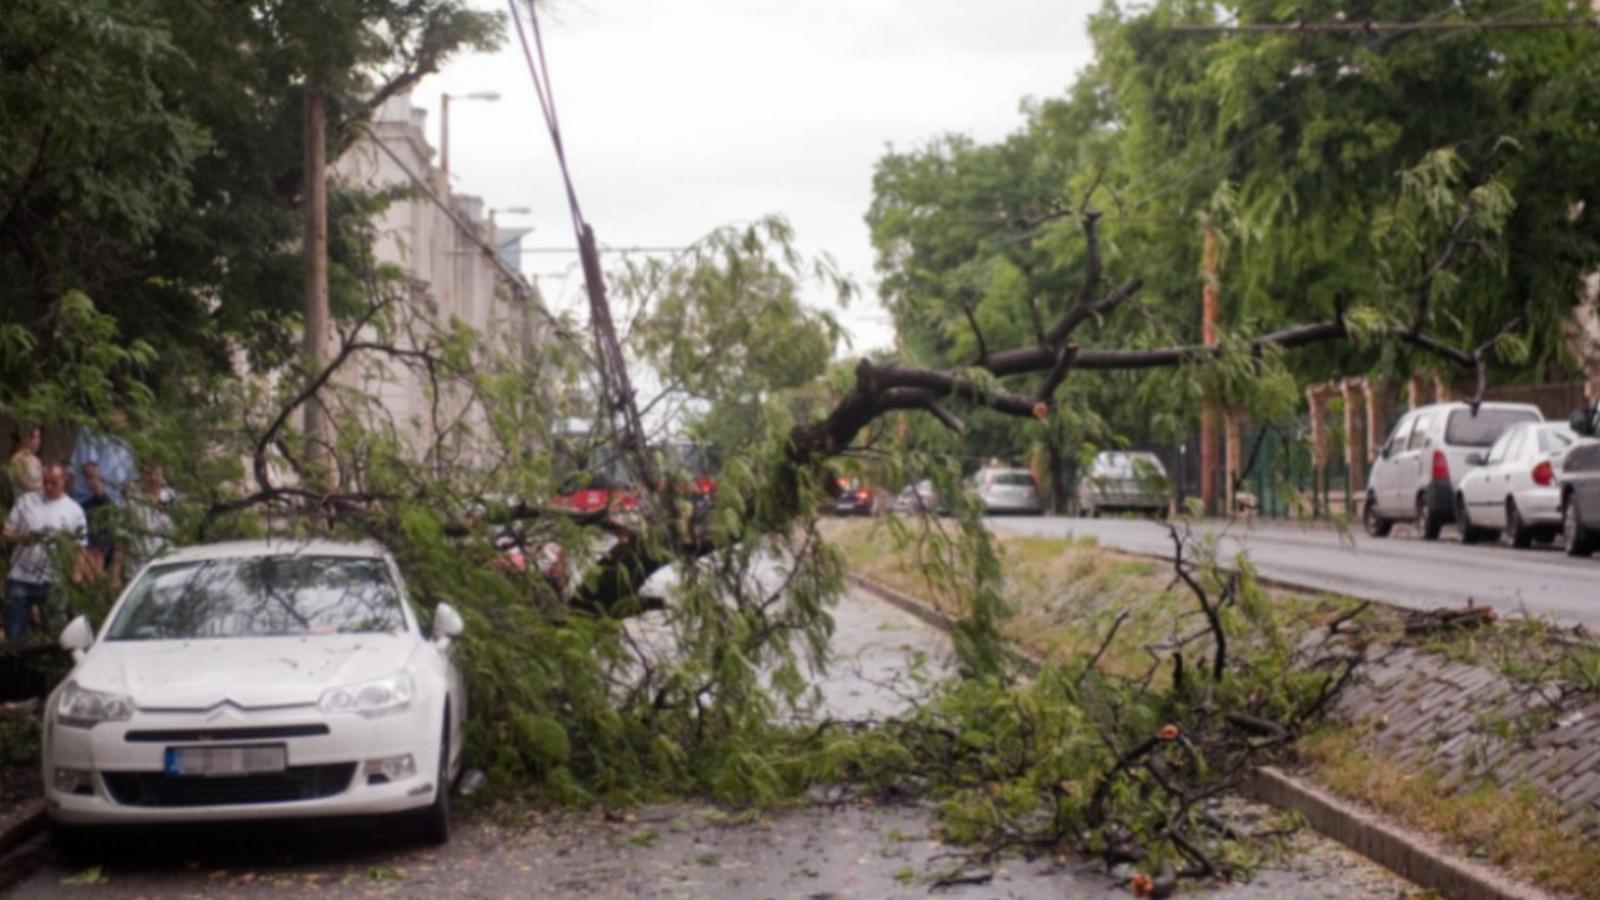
1472, 428, 1520, 527
1373, 413, 1414, 517
1396, 411, 1435, 513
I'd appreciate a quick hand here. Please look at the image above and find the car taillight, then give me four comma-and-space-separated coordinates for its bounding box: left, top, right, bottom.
619, 492, 640, 511
1532, 460, 1554, 487
695, 476, 715, 495
1431, 450, 1450, 481
855, 489, 869, 501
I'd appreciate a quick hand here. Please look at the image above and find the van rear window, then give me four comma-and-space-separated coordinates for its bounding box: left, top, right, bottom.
1445, 408, 1540, 447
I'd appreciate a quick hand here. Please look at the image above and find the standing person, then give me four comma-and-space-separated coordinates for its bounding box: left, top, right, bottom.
2, 464, 87, 639
124, 464, 174, 574
68, 409, 135, 506
78, 462, 118, 585
7, 424, 43, 500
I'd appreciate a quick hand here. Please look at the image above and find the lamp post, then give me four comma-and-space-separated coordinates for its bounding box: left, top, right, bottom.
439, 91, 500, 179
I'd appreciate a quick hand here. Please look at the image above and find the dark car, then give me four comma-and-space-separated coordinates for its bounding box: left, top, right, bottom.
832, 478, 883, 516
1559, 399, 1600, 556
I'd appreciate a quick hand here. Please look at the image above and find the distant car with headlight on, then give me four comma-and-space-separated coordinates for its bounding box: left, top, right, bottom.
41, 540, 466, 849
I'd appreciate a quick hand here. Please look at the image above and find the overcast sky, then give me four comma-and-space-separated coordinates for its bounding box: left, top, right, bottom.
417, 0, 1099, 355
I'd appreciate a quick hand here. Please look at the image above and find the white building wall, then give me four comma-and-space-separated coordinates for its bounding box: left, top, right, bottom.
332, 89, 534, 463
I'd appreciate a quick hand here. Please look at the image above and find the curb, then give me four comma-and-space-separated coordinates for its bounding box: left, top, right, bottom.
847, 571, 1557, 900
0, 800, 47, 891
1243, 766, 1558, 900
846, 574, 1041, 676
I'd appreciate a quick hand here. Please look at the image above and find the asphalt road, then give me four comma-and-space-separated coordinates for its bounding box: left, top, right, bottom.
4, 586, 1413, 899
992, 515, 1600, 627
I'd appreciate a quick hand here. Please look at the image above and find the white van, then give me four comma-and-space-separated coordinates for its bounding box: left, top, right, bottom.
1364, 401, 1543, 539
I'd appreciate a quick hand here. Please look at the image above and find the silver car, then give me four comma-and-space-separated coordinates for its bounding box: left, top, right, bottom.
1077, 452, 1170, 517
971, 467, 1043, 515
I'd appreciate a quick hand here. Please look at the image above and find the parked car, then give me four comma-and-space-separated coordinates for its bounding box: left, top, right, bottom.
971, 467, 1043, 515
42, 540, 466, 848
1453, 422, 1577, 546
1076, 451, 1170, 518
832, 478, 885, 516
891, 479, 947, 516
1363, 401, 1543, 540
1559, 398, 1600, 556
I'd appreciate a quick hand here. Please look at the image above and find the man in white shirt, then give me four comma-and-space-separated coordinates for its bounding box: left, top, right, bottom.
3, 464, 88, 638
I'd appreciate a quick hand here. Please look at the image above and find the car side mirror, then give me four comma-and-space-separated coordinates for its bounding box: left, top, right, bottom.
1465, 452, 1487, 466
1379, 443, 1392, 460
433, 603, 465, 645
1571, 405, 1597, 437
60, 615, 95, 662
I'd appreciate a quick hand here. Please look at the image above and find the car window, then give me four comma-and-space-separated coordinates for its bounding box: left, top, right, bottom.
1485, 429, 1518, 465
1538, 428, 1575, 455
1384, 415, 1415, 455
1444, 408, 1541, 448
107, 555, 407, 640
1405, 413, 1433, 451
993, 471, 1035, 486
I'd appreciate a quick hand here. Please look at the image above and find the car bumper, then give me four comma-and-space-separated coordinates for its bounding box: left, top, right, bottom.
43, 702, 442, 825
1514, 487, 1564, 525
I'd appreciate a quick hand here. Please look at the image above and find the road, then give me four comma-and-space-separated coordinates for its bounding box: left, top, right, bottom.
5, 586, 1413, 899
992, 515, 1599, 627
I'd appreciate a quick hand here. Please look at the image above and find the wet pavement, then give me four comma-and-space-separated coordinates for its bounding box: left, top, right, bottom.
5, 586, 1420, 899
994, 514, 1600, 627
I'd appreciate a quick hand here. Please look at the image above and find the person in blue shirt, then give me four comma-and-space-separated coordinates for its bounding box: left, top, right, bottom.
68, 409, 136, 507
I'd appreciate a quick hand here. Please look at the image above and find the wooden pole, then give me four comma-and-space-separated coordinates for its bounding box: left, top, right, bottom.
1200, 223, 1221, 516
303, 83, 329, 479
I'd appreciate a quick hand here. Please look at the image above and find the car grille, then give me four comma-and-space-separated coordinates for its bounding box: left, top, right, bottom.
124, 725, 330, 743
103, 763, 357, 807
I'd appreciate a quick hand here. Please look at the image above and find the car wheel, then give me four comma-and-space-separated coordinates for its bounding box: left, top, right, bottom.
1504, 499, 1533, 549
1566, 495, 1597, 558
417, 714, 451, 846
1416, 495, 1442, 541
1363, 493, 1392, 538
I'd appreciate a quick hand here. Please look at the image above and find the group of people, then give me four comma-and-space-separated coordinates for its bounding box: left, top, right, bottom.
2, 416, 174, 640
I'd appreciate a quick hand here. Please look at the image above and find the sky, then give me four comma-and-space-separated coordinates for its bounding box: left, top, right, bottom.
416, 0, 1100, 355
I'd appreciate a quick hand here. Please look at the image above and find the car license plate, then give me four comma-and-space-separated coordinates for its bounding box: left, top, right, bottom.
164, 745, 287, 777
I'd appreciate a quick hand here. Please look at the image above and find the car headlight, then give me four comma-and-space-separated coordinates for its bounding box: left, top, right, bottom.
56, 681, 134, 728
319, 673, 415, 718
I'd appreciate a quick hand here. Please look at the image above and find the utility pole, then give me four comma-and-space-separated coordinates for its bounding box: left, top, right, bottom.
303, 83, 329, 478
1200, 222, 1221, 516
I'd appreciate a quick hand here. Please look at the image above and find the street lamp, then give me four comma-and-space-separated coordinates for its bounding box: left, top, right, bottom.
488, 205, 531, 229
440, 91, 500, 179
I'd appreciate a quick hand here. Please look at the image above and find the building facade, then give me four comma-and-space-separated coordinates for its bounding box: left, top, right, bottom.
333, 90, 540, 462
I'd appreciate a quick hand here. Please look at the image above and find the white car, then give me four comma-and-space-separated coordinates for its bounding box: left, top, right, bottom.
971, 467, 1043, 515
1364, 401, 1543, 539
1076, 451, 1170, 517
1454, 422, 1578, 547
42, 540, 466, 848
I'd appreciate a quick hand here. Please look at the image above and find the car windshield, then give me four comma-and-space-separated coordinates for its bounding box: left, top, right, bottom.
107, 555, 407, 641
1094, 453, 1166, 478
1444, 408, 1540, 448
992, 472, 1034, 486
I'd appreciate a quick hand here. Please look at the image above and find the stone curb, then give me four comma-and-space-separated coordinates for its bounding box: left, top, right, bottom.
0, 799, 47, 892
846, 571, 1558, 900
1243, 766, 1558, 900
846, 574, 1041, 676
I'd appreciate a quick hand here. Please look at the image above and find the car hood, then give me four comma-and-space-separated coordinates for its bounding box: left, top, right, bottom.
74, 634, 418, 710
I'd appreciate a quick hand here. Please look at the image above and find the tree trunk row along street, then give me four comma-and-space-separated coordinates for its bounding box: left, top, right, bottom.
993, 516, 1599, 627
